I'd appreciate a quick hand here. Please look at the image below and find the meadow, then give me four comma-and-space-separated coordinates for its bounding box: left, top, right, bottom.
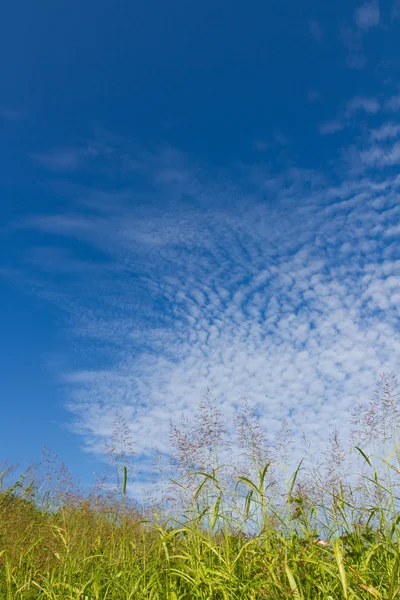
2, 374, 400, 599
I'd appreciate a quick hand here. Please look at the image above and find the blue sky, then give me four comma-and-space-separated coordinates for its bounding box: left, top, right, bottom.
2, 0, 400, 495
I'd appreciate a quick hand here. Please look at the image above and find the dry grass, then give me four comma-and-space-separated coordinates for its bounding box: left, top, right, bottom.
1, 373, 400, 599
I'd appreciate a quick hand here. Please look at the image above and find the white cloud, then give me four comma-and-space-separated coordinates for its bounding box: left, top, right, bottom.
345, 96, 380, 116
13, 118, 400, 494
385, 223, 400, 237
354, 1, 380, 30
360, 142, 400, 167
385, 95, 400, 112
370, 122, 400, 141
319, 96, 380, 136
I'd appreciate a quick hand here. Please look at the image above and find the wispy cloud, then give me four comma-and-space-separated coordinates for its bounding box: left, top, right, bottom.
339, 1, 380, 69
308, 20, 323, 42
332, 103, 400, 170
354, 1, 380, 30
319, 95, 380, 135
370, 122, 400, 141
360, 141, 400, 166
385, 95, 400, 112
345, 96, 380, 116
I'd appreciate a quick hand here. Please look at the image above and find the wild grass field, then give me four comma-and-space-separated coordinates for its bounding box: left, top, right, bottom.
2, 373, 400, 599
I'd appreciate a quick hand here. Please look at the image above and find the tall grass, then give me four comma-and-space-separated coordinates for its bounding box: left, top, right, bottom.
2, 373, 400, 599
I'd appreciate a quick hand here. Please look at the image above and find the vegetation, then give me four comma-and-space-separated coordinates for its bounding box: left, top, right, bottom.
2, 374, 400, 598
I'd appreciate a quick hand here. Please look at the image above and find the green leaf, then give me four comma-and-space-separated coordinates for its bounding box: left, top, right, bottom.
285, 565, 303, 599
333, 539, 348, 600
122, 465, 127, 496
355, 446, 372, 467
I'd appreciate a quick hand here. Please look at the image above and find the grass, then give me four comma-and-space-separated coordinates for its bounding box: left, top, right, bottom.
2, 374, 400, 598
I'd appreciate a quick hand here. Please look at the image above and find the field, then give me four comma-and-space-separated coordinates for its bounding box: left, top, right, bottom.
1, 374, 400, 599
